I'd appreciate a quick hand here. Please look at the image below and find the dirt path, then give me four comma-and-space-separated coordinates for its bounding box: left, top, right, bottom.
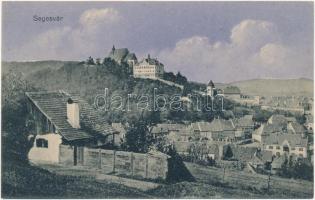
39, 164, 161, 192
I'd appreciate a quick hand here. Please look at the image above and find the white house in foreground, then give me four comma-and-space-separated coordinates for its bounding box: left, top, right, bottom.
26, 91, 118, 165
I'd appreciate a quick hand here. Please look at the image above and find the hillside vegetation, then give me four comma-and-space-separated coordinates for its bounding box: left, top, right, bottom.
2, 60, 233, 123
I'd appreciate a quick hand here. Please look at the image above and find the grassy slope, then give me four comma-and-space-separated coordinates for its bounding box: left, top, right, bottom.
2, 131, 151, 198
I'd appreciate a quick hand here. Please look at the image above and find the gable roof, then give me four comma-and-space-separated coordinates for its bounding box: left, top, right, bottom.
264, 133, 308, 148
253, 124, 283, 136
108, 48, 129, 61
209, 118, 235, 132
267, 114, 288, 126
192, 119, 235, 133
287, 122, 305, 134
234, 115, 254, 127
138, 56, 164, 66
26, 91, 117, 142
150, 123, 187, 134
191, 121, 212, 132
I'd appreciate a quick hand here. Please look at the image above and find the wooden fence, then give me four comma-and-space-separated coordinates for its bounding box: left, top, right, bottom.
59, 145, 170, 180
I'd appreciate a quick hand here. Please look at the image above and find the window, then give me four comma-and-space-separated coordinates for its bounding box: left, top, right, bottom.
299, 154, 303, 157
36, 138, 48, 148
299, 148, 304, 152
276, 146, 280, 150
269, 146, 273, 149
291, 147, 295, 151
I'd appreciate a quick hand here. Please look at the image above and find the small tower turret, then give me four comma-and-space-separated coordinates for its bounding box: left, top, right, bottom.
207, 80, 216, 97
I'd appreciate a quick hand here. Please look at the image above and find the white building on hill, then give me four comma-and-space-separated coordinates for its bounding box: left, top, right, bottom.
133, 54, 164, 79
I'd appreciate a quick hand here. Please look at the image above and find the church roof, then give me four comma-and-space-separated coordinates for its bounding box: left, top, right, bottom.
108, 47, 137, 63
108, 48, 129, 61
125, 53, 137, 61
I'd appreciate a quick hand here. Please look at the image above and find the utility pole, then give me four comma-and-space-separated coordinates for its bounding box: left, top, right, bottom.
223, 166, 226, 183
267, 169, 271, 192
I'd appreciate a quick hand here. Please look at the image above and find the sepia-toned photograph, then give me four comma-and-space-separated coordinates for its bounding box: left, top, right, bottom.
1, 1, 314, 198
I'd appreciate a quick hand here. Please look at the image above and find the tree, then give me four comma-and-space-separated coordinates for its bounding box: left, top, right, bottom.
163, 72, 176, 82
224, 145, 233, 159
121, 121, 153, 153
95, 58, 101, 65
253, 109, 273, 123
175, 71, 188, 85
86, 56, 95, 65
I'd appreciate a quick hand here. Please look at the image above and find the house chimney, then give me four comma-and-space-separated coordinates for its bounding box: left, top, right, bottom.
67, 98, 80, 128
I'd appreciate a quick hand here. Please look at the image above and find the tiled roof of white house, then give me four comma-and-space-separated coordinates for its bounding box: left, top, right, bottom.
264, 133, 308, 148
26, 91, 117, 142
234, 115, 254, 128
287, 122, 305, 134
138, 55, 164, 66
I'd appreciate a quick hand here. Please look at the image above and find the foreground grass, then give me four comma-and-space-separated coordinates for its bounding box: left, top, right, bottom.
2, 158, 151, 198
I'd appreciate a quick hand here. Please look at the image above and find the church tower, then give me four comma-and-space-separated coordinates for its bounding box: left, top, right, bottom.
206, 80, 216, 97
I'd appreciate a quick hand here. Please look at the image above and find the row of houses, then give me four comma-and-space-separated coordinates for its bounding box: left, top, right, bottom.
150, 115, 255, 143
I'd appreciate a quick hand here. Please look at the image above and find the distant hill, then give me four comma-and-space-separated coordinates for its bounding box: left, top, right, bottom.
2, 60, 75, 79
2, 60, 186, 123
224, 78, 314, 97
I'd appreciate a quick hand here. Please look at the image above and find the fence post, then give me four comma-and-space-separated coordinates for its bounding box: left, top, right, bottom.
98, 149, 101, 169
223, 166, 226, 183
113, 150, 116, 173
145, 154, 149, 178
130, 152, 134, 176
267, 169, 271, 192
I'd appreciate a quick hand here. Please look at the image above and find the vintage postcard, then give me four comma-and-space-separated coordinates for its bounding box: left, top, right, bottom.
1, 1, 314, 199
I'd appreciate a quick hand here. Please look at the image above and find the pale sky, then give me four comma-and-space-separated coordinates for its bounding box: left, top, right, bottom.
2, 2, 314, 83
